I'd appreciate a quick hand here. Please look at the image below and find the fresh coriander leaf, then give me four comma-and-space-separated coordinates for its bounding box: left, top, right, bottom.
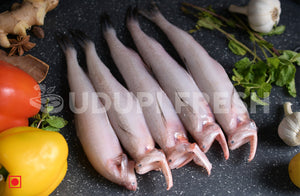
40, 121, 49, 128
228, 39, 247, 56
291, 53, 300, 66
257, 83, 272, 98
249, 34, 256, 42
46, 116, 68, 129
30, 100, 68, 131
250, 92, 269, 105
235, 57, 251, 70
281, 50, 297, 60
210, 16, 223, 27
42, 126, 60, 132
196, 18, 215, 30
273, 25, 286, 35
279, 57, 291, 65
244, 70, 255, 82
47, 105, 54, 113
268, 68, 277, 83
243, 87, 251, 99
30, 120, 39, 127
225, 19, 236, 28
252, 61, 268, 84
279, 50, 299, 64
267, 57, 280, 82
232, 68, 244, 84
287, 79, 297, 97
41, 112, 49, 120
257, 40, 274, 49
267, 57, 280, 68
275, 64, 296, 86
32, 114, 41, 120
262, 25, 285, 36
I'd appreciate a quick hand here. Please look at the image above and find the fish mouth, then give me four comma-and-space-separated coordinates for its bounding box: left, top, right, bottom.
195, 123, 229, 160
166, 143, 212, 175
227, 120, 257, 162
105, 154, 137, 191
166, 143, 195, 169
135, 149, 173, 190
123, 160, 137, 191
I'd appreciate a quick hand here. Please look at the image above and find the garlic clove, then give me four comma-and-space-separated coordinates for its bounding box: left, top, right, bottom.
278, 102, 300, 146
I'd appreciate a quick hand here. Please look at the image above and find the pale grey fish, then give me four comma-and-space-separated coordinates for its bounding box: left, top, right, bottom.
101, 7, 212, 176
57, 34, 137, 191
140, 4, 257, 162
70, 19, 172, 189
126, 7, 229, 160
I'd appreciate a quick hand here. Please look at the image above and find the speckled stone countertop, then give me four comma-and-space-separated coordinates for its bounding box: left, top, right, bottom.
1, 0, 300, 195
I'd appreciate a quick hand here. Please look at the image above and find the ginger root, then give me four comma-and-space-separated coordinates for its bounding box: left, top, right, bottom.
0, 0, 59, 48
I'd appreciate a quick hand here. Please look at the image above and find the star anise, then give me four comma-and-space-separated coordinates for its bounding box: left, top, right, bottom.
8, 35, 36, 56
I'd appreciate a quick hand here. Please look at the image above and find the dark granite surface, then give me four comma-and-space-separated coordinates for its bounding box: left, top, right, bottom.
1, 0, 300, 195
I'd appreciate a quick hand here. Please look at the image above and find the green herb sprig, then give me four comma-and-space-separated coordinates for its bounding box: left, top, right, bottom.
31, 100, 68, 131
181, 2, 300, 105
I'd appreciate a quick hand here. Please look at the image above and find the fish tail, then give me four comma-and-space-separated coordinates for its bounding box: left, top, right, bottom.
135, 149, 173, 190
55, 32, 74, 52
100, 13, 114, 33
69, 29, 92, 47
126, 6, 139, 23
138, 1, 160, 21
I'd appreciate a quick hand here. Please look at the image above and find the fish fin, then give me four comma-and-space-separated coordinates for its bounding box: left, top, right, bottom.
117, 123, 133, 136
141, 61, 154, 76
100, 13, 114, 32
55, 32, 74, 52
69, 29, 92, 47
230, 87, 235, 111
116, 112, 134, 136
184, 59, 194, 76
175, 90, 196, 115
155, 93, 167, 127
126, 6, 139, 22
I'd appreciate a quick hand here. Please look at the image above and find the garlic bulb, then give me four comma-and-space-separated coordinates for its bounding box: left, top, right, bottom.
229, 0, 281, 33
278, 102, 300, 146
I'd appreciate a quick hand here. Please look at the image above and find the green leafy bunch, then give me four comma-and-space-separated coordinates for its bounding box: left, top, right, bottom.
181, 2, 300, 105
232, 51, 300, 105
31, 100, 68, 131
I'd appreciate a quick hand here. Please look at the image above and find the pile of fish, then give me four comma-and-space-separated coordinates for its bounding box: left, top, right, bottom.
57, 4, 257, 191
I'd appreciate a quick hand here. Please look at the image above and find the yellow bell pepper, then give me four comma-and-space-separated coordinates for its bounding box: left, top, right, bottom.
0, 127, 68, 196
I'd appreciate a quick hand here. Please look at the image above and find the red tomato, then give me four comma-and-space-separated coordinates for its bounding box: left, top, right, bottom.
0, 60, 41, 132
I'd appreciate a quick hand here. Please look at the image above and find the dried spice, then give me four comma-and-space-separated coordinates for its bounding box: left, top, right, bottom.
8, 35, 36, 56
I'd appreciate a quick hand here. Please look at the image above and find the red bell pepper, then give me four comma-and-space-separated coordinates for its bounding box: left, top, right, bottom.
0, 60, 41, 132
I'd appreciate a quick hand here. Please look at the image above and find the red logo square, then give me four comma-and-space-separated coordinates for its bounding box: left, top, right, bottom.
8, 176, 21, 188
